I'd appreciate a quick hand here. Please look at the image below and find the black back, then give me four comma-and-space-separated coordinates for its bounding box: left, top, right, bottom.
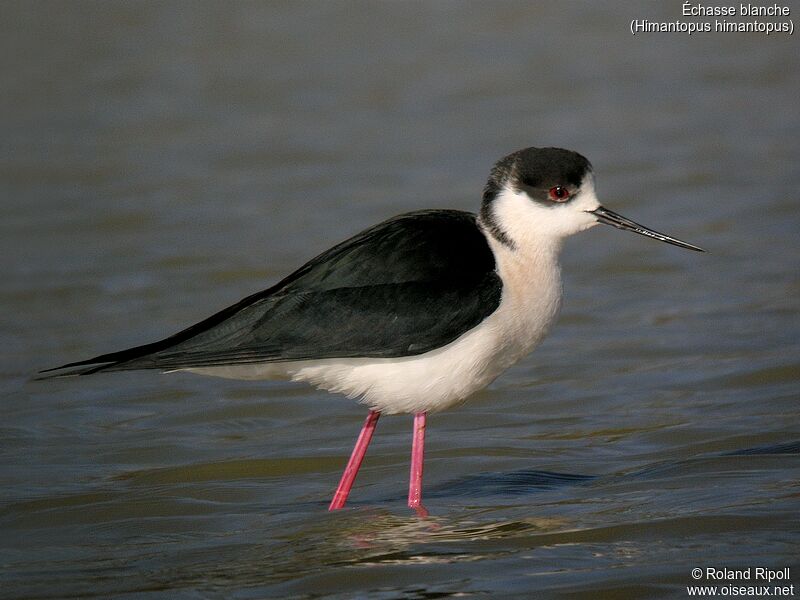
45, 210, 503, 375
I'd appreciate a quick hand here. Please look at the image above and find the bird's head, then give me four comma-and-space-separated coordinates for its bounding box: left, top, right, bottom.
479, 147, 704, 253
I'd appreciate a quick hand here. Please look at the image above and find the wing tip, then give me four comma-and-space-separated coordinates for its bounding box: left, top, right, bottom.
35, 361, 115, 380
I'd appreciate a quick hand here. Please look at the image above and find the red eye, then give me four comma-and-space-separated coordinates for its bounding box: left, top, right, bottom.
549, 186, 570, 202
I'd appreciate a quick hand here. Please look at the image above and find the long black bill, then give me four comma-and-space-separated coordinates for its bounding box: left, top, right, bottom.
590, 206, 705, 252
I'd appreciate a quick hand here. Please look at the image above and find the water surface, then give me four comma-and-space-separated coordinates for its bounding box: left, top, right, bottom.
2, 2, 798, 598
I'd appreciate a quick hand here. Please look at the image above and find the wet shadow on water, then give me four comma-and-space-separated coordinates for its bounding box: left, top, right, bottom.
426, 469, 596, 499
423, 439, 799, 501
722, 440, 800, 456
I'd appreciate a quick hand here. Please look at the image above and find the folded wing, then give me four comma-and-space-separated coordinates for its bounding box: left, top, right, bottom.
42, 210, 503, 376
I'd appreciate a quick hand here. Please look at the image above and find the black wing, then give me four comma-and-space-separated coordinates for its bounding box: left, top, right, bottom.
42, 210, 503, 376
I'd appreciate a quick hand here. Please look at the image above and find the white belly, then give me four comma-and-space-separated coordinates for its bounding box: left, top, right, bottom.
186, 241, 562, 415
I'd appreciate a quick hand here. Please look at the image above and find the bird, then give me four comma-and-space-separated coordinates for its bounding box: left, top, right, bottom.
41, 146, 704, 514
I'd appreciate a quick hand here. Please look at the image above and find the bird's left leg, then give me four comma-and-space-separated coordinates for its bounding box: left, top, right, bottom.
329, 410, 380, 510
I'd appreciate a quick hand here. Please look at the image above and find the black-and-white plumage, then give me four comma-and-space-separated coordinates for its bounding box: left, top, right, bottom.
42, 147, 703, 511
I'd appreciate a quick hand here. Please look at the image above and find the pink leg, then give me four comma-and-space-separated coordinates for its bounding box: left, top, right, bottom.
329, 410, 380, 511
408, 411, 427, 513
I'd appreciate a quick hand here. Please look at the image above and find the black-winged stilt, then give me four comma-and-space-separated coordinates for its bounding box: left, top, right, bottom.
42, 147, 703, 514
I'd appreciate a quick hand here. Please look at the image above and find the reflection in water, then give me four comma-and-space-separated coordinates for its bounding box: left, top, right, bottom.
340, 510, 565, 558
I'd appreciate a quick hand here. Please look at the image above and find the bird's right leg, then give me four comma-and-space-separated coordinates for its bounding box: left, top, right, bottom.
328, 410, 380, 510
408, 411, 429, 517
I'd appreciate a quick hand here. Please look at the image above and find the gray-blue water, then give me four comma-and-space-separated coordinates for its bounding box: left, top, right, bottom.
2, 2, 798, 598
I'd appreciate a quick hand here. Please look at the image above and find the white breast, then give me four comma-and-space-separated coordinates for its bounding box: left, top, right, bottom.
187, 230, 563, 415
